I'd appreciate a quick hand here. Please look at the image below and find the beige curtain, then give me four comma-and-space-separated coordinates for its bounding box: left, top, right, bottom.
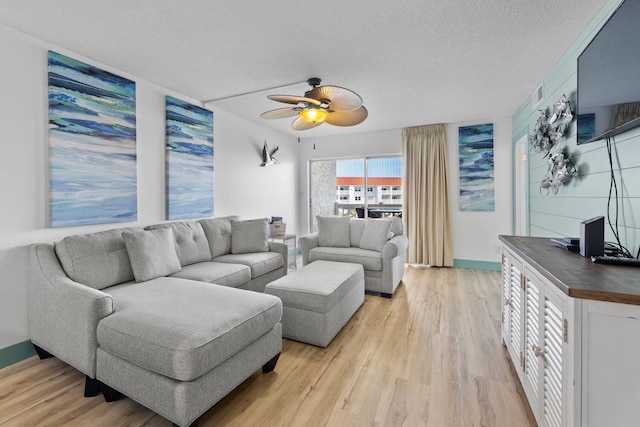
402, 124, 453, 267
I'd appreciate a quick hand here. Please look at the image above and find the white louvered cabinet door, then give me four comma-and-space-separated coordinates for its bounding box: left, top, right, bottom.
542, 292, 564, 427
524, 266, 568, 427
501, 249, 524, 380
523, 274, 541, 420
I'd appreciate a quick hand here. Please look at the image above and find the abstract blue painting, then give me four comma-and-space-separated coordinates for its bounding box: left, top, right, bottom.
458, 123, 495, 211
48, 51, 137, 227
166, 96, 214, 220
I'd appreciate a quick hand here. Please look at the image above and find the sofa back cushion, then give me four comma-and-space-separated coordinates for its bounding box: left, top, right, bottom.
231, 218, 270, 254
198, 216, 239, 258
55, 228, 136, 289
349, 219, 366, 247
390, 216, 403, 236
359, 218, 393, 251
146, 221, 211, 266
123, 228, 182, 282
317, 216, 351, 248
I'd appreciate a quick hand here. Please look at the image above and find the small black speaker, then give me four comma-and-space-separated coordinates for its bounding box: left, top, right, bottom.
580, 216, 604, 257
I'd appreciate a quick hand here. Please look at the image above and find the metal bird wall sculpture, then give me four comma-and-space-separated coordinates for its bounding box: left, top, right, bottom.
260, 140, 279, 167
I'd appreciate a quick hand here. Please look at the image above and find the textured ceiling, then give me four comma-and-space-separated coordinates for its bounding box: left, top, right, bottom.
0, 0, 609, 137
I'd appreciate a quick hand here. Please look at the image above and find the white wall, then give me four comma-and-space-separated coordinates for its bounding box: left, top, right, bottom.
297, 119, 513, 264
0, 25, 297, 351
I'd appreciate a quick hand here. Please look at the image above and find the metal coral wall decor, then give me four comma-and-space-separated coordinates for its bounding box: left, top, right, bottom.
528, 94, 577, 194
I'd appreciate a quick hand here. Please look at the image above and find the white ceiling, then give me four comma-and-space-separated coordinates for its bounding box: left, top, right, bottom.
0, 0, 609, 137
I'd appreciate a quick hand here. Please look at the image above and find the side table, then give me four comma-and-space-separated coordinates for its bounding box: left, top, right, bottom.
268, 234, 297, 272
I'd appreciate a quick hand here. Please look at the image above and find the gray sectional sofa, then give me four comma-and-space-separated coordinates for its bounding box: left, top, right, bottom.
299, 216, 408, 297
28, 216, 286, 427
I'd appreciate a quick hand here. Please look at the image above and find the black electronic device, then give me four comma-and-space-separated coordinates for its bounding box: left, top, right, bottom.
580, 216, 604, 257
577, 0, 640, 144
591, 256, 640, 268
551, 238, 579, 252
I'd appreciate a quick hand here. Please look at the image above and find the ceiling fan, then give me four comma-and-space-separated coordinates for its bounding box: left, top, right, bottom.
260, 78, 368, 131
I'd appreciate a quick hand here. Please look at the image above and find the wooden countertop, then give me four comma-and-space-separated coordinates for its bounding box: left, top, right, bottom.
499, 235, 640, 306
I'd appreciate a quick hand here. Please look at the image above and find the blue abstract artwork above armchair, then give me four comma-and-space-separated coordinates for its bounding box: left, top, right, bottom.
458, 123, 495, 211
48, 51, 137, 227
165, 96, 214, 220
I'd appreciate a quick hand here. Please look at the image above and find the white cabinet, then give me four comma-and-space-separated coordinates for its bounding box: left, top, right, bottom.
581, 300, 640, 426
502, 248, 574, 427
501, 235, 640, 426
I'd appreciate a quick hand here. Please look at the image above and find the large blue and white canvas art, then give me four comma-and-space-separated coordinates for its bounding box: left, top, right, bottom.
166, 96, 214, 220
48, 51, 137, 227
458, 123, 495, 211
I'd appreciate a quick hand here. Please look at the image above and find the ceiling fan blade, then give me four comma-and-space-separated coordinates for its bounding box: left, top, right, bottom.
307, 85, 363, 111
260, 107, 300, 119
268, 95, 322, 106
291, 116, 323, 131
325, 106, 368, 126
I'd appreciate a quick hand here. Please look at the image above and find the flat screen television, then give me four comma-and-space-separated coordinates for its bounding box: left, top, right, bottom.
577, 0, 640, 144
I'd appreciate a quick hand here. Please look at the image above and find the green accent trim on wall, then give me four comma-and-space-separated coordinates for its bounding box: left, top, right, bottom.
453, 259, 501, 271
0, 340, 36, 370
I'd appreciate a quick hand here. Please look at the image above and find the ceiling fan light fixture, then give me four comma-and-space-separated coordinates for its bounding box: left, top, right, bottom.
300, 108, 328, 123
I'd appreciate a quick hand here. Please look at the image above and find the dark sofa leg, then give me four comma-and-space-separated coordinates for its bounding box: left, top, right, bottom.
84, 376, 101, 397
381, 293, 392, 298
33, 344, 53, 360
262, 352, 280, 373
101, 382, 122, 402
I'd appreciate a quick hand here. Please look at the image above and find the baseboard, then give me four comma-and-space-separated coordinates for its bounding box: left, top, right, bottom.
0, 340, 36, 370
453, 259, 501, 271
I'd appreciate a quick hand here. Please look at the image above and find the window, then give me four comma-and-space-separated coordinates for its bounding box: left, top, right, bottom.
310, 156, 402, 231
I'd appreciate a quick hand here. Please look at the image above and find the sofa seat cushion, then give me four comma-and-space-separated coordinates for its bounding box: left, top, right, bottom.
309, 247, 382, 271
97, 277, 282, 382
169, 261, 251, 288
213, 252, 283, 278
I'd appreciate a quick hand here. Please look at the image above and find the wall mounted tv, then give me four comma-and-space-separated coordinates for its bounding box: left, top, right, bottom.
577, 0, 640, 144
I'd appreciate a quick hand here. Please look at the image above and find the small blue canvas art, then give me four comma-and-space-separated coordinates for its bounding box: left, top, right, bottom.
48, 51, 137, 227
458, 123, 495, 211
166, 96, 214, 220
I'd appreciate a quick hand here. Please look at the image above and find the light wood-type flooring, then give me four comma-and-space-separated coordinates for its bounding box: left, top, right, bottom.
0, 266, 536, 426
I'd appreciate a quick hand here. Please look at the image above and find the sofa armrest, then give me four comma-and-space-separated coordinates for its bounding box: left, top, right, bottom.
382, 234, 409, 259
298, 233, 319, 266
28, 244, 114, 378
268, 241, 288, 275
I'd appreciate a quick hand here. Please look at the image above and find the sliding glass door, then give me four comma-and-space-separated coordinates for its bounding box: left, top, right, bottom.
309, 156, 402, 232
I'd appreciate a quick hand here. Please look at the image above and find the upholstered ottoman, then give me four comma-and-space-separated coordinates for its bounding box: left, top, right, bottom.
264, 260, 364, 347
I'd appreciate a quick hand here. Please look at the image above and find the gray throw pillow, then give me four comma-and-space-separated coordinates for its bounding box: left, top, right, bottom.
317, 216, 351, 248
123, 228, 182, 282
359, 218, 393, 252
231, 218, 270, 254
